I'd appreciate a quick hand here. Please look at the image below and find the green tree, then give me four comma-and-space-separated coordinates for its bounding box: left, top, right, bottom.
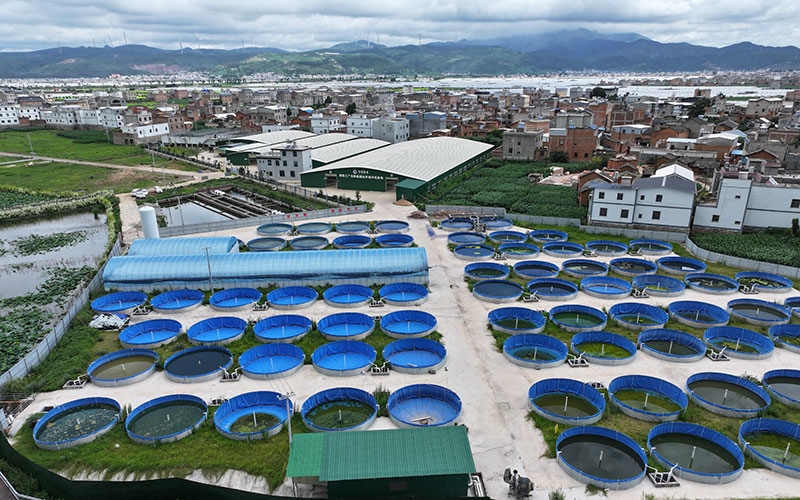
548, 151, 569, 163
590, 86, 607, 98
345, 103, 357, 115
324, 96, 332, 104
688, 98, 712, 118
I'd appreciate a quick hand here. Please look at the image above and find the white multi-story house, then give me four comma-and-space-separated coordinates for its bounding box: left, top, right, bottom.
346, 114, 377, 137
18, 107, 40, 121
373, 115, 409, 143
311, 114, 345, 134
694, 177, 800, 231
256, 141, 312, 181
76, 108, 101, 128
118, 122, 170, 144
0, 105, 20, 127
41, 106, 80, 127
98, 106, 127, 129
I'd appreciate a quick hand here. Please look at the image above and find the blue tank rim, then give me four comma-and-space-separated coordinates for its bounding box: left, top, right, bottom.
657, 256, 707, 272
186, 316, 247, 343
214, 391, 292, 437
317, 312, 376, 337
332, 234, 371, 247
382, 338, 447, 369
301, 387, 378, 432
378, 283, 429, 302
472, 279, 524, 299
375, 233, 414, 246
498, 242, 540, 255
684, 272, 739, 291
632, 274, 686, 291
562, 259, 609, 274
453, 243, 494, 255
90, 291, 148, 313
526, 278, 578, 296
447, 231, 485, 244
253, 314, 313, 341
608, 374, 688, 418
488, 307, 547, 331
638, 328, 706, 358
735, 271, 793, 291
335, 221, 371, 233
585, 239, 629, 251
239, 343, 306, 374
542, 241, 584, 253
580, 276, 633, 294
557, 425, 648, 485
686, 372, 771, 413
629, 239, 673, 251
119, 319, 182, 347
256, 222, 292, 235
386, 383, 462, 427
549, 304, 608, 328
739, 418, 800, 474
727, 298, 792, 323
267, 286, 318, 304
289, 235, 329, 248
380, 310, 437, 333
529, 229, 569, 242
647, 421, 744, 477
125, 394, 208, 443
164, 345, 233, 379
570, 331, 637, 360
311, 340, 377, 370
609, 257, 658, 273
528, 378, 606, 422
488, 230, 528, 242
208, 287, 261, 308
609, 303, 669, 328
323, 284, 374, 302
246, 237, 286, 251
87, 349, 159, 382
513, 260, 560, 277
703, 326, 774, 356
768, 324, 800, 351
503, 333, 567, 366
150, 289, 204, 310
667, 300, 730, 325
295, 221, 333, 234
762, 369, 800, 406
33, 397, 121, 447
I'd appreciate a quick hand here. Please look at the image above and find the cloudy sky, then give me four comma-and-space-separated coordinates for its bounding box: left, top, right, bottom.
2, 0, 799, 52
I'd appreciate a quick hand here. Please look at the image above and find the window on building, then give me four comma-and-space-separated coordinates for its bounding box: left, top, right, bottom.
584, 153, 589, 158
734, 220, 741, 225
616, 193, 623, 200
792, 199, 800, 208
283, 161, 287, 166
290, 171, 296, 177
573, 152, 578, 158
735, 195, 741, 200
279, 170, 285, 177
655, 194, 663, 202
293, 161, 298, 167
652, 211, 661, 220
599, 208, 608, 217
621, 209, 629, 218
638, 213, 643, 219
508, 148, 513, 153
598, 192, 605, 199
640, 194, 645, 201
712, 215, 720, 222
293, 151, 297, 157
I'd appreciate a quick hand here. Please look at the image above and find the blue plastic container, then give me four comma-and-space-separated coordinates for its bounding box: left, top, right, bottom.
387, 384, 462, 428
253, 315, 312, 343
239, 343, 305, 380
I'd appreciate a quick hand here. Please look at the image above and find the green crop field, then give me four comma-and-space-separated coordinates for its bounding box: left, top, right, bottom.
691, 231, 800, 268
0, 162, 184, 193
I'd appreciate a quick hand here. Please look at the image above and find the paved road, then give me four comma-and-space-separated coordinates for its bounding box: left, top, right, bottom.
0, 151, 199, 179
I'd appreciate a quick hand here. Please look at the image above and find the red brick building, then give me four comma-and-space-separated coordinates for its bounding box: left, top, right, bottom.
549, 127, 597, 161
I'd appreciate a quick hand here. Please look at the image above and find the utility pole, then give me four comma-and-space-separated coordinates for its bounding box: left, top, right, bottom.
278, 392, 295, 445
203, 247, 214, 294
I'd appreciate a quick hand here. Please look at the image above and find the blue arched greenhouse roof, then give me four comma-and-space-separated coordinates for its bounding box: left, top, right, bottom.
128, 236, 238, 256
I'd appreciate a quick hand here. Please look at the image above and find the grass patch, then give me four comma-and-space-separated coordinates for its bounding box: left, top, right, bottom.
0, 161, 184, 193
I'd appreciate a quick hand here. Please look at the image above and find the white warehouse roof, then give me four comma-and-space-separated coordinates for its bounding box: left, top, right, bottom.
311, 138, 390, 164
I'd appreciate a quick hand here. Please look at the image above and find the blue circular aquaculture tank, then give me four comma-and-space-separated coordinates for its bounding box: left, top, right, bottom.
376, 233, 414, 247
447, 231, 485, 245
609, 375, 688, 422
87, 349, 158, 387
769, 324, 800, 354
312, 341, 376, 377
332, 234, 371, 249
91, 291, 147, 314
247, 237, 286, 252
503, 334, 567, 369
289, 235, 329, 250
739, 418, 800, 478
762, 369, 800, 408
318, 312, 375, 341
638, 328, 706, 363
296, 221, 332, 235
570, 331, 637, 366
550, 304, 608, 333
685, 273, 739, 295
668, 300, 729, 329
215, 391, 292, 440
528, 379, 605, 425
488, 307, 546, 334
453, 243, 495, 261
480, 217, 513, 230
704, 326, 774, 360
529, 229, 568, 243
464, 262, 510, 281
164, 346, 233, 383
380, 310, 437, 339
736, 271, 793, 293
526, 278, 578, 301
150, 289, 204, 314
488, 230, 527, 245
119, 319, 182, 349
657, 256, 707, 276
387, 384, 462, 428
513, 260, 560, 279
375, 220, 409, 233
383, 338, 447, 374
239, 343, 305, 380
785, 297, 800, 319
323, 284, 373, 308
440, 218, 474, 232
301, 388, 378, 433
632, 274, 686, 297
687, 372, 770, 418
187, 317, 247, 346
609, 303, 669, 330
580, 276, 632, 299
125, 394, 208, 445
209, 287, 261, 311
497, 242, 540, 259
267, 286, 318, 310
542, 241, 584, 258
473, 279, 524, 303
586, 240, 628, 256
33, 397, 121, 450
254, 315, 312, 343
556, 426, 647, 490
629, 239, 673, 256
609, 258, 658, 277
562, 259, 609, 278
256, 222, 292, 236
335, 221, 370, 234
379, 283, 428, 306
727, 298, 792, 326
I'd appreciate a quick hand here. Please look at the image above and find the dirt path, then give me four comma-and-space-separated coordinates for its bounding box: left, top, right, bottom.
0, 151, 202, 179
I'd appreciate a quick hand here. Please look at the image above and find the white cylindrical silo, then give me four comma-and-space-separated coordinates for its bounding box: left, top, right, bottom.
140, 206, 160, 239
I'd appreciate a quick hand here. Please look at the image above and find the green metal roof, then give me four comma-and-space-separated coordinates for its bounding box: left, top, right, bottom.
395, 178, 427, 190
285, 433, 324, 478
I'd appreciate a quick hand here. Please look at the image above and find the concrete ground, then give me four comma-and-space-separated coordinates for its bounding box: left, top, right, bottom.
11, 187, 800, 500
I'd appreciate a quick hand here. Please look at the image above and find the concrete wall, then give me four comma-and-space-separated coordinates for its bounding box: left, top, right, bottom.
745, 185, 800, 228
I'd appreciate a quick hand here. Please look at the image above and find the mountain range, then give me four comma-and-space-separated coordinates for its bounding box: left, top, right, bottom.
1, 29, 799, 78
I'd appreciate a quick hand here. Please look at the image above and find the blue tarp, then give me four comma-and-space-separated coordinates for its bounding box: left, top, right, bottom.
383, 338, 446, 371
668, 300, 730, 326
684, 273, 739, 293
529, 229, 568, 242
91, 291, 147, 313
727, 298, 792, 324
239, 343, 305, 376
785, 296, 800, 310
376, 234, 414, 247
632, 274, 685, 294
312, 341, 376, 373
657, 256, 707, 275
454, 243, 495, 258
87, 349, 158, 383
33, 397, 120, 449
580, 276, 632, 297
763, 369, 800, 406
769, 324, 800, 353
549, 304, 608, 330
648, 422, 744, 482
268, 286, 318, 307
317, 312, 375, 339
164, 346, 232, 379
119, 319, 182, 347
488, 307, 547, 333
609, 375, 688, 419
736, 271, 793, 292
526, 278, 578, 298
214, 391, 291, 437
187, 317, 247, 344
387, 384, 462, 427
503, 334, 567, 367
379, 283, 428, 304
333, 235, 371, 248
323, 284, 373, 304
704, 326, 774, 357
128, 236, 238, 256
739, 418, 800, 477
301, 388, 378, 432
464, 262, 510, 280
513, 260, 560, 278
473, 280, 523, 299
150, 289, 204, 311
209, 287, 261, 309
253, 315, 312, 342
638, 328, 706, 360
528, 378, 606, 422
687, 372, 770, 416
609, 303, 669, 328
126, 394, 207, 443
571, 331, 636, 361
557, 426, 647, 488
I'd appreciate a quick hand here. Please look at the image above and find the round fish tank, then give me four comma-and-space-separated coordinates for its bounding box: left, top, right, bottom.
557, 426, 647, 490
91, 291, 147, 314
503, 334, 567, 369
472, 279, 523, 303
526, 278, 578, 301
187, 317, 247, 346
126, 394, 208, 445
254, 314, 312, 343
498, 243, 540, 260
487, 230, 527, 245
214, 391, 292, 440
570, 331, 637, 366
376, 234, 414, 248
88, 349, 158, 387
332, 234, 371, 249
609, 258, 658, 277
290, 235, 329, 250
453, 243, 495, 261
247, 237, 286, 252
335, 221, 371, 234
550, 305, 607, 333
513, 260, 560, 280
480, 217, 513, 230
375, 220, 409, 233
727, 298, 792, 326
33, 397, 121, 450
769, 324, 800, 354
657, 256, 707, 276
762, 369, 800, 409
163, 346, 232, 383
301, 388, 378, 432
380, 310, 437, 339
528, 379, 605, 425
296, 221, 332, 235
638, 329, 706, 362
440, 218, 474, 232
632, 274, 686, 297
685, 273, 739, 295
629, 239, 673, 256
267, 286, 318, 310
739, 418, 800, 478
318, 312, 375, 341
668, 300, 730, 329
704, 326, 774, 360
239, 343, 305, 380
542, 241, 584, 258
785, 296, 800, 319
256, 222, 292, 236
586, 240, 628, 257
323, 284, 373, 308
529, 229, 568, 243
687, 372, 770, 418
387, 384, 461, 428
648, 422, 744, 483
562, 259, 609, 278
447, 231, 485, 245
736, 271, 793, 293
150, 289, 204, 313
464, 262, 510, 281
609, 375, 688, 422
488, 307, 546, 334
119, 319, 181, 349
379, 283, 429, 306
580, 276, 632, 300
609, 303, 669, 330
209, 287, 261, 311
383, 338, 447, 374
312, 341, 376, 377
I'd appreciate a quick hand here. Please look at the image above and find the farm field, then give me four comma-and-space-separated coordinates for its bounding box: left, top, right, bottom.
691, 231, 800, 268
0, 161, 184, 193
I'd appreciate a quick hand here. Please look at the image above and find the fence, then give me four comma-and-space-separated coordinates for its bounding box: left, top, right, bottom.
0, 237, 123, 390
143, 146, 219, 171
506, 213, 582, 229
425, 205, 506, 216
